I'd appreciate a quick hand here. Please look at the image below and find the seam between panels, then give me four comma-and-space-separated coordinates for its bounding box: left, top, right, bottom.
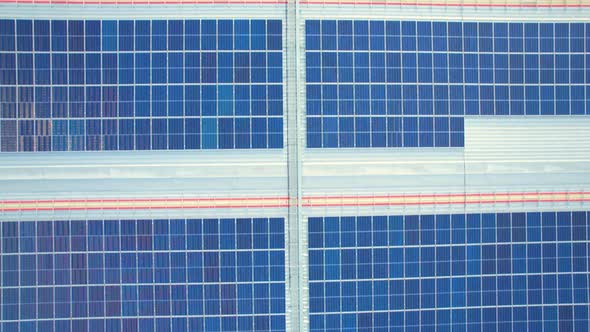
297, 2, 309, 331
286, 0, 306, 331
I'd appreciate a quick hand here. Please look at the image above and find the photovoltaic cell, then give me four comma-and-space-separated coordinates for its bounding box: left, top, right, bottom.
305, 20, 590, 148
0, 19, 283, 152
308, 212, 590, 331
0, 218, 286, 331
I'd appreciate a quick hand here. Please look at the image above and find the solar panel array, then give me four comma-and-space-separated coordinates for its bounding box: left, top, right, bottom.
309, 212, 590, 331
0, 19, 283, 152
0, 218, 286, 332
1, 8, 590, 332
305, 20, 590, 148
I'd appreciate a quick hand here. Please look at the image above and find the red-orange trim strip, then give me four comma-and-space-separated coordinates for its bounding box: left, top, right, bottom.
0, 0, 288, 3
1, 191, 589, 212
314, 191, 587, 200
1, 196, 289, 204
299, 1, 590, 8
303, 198, 590, 207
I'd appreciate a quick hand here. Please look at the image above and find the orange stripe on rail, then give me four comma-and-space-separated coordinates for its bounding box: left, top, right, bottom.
299, 1, 590, 8
301, 192, 590, 207
0, 0, 288, 3
1, 191, 589, 212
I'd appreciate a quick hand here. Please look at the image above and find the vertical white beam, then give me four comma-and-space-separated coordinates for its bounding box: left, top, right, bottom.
285, 0, 306, 330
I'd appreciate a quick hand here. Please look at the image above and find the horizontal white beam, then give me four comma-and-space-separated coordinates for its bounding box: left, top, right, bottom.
0, 150, 288, 200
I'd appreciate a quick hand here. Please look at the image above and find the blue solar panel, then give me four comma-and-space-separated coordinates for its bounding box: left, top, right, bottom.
308, 212, 590, 331
305, 20, 590, 148
0, 19, 283, 152
0, 218, 286, 332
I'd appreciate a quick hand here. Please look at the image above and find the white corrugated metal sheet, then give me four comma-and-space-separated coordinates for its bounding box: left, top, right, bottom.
465, 117, 590, 193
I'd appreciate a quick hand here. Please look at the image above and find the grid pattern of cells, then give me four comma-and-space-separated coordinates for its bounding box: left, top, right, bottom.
0, 218, 286, 332
308, 212, 590, 331
0, 19, 283, 152
305, 20, 590, 148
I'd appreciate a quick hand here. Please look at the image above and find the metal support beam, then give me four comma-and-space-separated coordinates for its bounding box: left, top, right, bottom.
285, 0, 306, 330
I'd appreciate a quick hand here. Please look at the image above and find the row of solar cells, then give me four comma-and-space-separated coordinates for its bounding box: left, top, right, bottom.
309, 212, 590, 331
306, 21, 590, 52
1, 218, 285, 253
0, 20, 282, 52
307, 84, 587, 114
2, 250, 284, 286
310, 305, 588, 331
307, 52, 588, 84
0, 117, 283, 151
309, 212, 590, 248
307, 116, 464, 148
3, 284, 285, 316
1, 85, 283, 116
0, 218, 287, 332
310, 274, 588, 310
0, 52, 283, 85
1, 316, 286, 332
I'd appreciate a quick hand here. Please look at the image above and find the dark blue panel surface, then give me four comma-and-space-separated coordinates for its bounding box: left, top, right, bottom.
305, 20, 590, 148
0, 218, 286, 332
0, 19, 283, 152
309, 212, 590, 331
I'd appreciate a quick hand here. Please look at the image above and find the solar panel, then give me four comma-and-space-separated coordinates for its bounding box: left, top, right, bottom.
308, 212, 590, 331
0, 218, 286, 331
305, 20, 590, 148
0, 19, 283, 152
